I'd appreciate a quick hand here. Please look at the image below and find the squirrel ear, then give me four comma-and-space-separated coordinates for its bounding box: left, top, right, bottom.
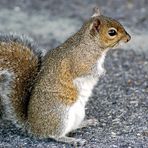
91, 7, 101, 17
90, 18, 101, 34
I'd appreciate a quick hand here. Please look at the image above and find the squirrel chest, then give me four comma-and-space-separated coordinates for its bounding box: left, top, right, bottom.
64, 53, 106, 133
73, 53, 106, 101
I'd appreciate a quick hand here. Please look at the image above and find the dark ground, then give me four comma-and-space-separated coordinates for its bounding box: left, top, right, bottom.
0, 0, 148, 148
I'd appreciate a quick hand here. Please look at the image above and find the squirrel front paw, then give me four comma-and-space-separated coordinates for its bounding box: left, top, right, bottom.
56, 136, 87, 146
71, 138, 87, 146
79, 118, 99, 129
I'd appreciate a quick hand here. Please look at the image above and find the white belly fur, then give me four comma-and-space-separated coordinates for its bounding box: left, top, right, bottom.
63, 53, 106, 135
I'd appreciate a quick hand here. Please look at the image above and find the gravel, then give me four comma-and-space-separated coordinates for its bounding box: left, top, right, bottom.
0, 0, 148, 147
0, 49, 147, 148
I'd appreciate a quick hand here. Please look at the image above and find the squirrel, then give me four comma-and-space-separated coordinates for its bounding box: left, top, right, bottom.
0, 8, 131, 146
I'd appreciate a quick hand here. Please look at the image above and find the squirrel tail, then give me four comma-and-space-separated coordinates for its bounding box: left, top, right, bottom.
0, 70, 17, 123
0, 33, 45, 127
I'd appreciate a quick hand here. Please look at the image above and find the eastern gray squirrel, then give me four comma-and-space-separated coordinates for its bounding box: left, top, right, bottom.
0, 8, 131, 146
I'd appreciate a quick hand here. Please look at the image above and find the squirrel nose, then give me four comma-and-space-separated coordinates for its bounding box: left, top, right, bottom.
124, 32, 131, 43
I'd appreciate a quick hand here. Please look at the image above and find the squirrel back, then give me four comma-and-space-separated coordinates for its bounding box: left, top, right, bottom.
0, 33, 44, 126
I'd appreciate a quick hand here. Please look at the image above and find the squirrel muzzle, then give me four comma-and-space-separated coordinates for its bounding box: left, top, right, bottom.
123, 32, 131, 43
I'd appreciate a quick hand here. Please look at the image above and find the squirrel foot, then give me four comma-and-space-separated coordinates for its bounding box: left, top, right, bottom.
55, 136, 87, 146
79, 118, 99, 129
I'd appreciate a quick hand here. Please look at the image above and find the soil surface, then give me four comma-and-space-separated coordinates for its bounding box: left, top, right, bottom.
0, 0, 148, 148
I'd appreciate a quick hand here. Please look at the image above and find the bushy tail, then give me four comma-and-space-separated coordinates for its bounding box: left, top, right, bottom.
0, 33, 45, 127
0, 70, 17, 122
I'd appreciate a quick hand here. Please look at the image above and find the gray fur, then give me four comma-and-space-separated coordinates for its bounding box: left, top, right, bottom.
0, 32, 47, 60
0, 33, 47, 128
0, 70, 17, 123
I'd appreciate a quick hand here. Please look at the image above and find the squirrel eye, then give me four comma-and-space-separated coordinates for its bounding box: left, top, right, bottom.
108, 28, 117, 36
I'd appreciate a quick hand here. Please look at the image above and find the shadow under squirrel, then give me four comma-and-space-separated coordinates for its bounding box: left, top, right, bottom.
0, 8, 131, 146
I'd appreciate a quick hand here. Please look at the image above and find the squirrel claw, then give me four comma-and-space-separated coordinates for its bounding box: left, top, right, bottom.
71, 138, 87, 146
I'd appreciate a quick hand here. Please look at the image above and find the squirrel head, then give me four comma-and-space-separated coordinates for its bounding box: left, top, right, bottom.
86, 7, 131, 49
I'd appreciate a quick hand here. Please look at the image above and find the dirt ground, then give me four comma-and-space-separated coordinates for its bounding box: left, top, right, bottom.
0, 0, 148, 148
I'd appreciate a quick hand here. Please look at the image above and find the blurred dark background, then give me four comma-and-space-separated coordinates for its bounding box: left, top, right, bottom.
0, 0, 147, 49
